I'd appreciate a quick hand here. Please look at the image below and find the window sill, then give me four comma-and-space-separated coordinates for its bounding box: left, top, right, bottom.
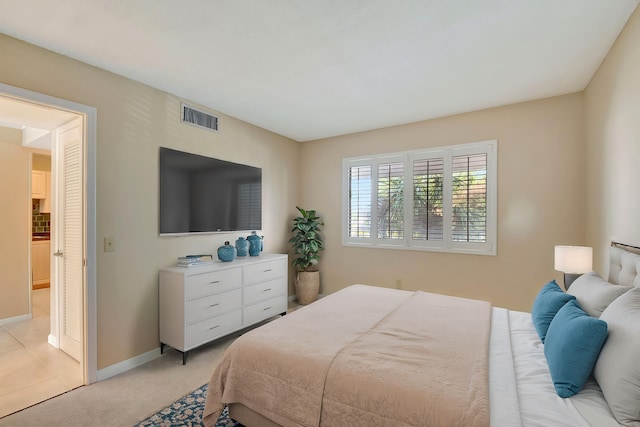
342, 240, 497, 256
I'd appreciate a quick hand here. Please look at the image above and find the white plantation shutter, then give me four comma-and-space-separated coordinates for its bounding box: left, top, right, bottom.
377, 161, 404, 239
347, 164, 372, 238
343, 140, 496, 255
412, 157, 444, 241
452, 154, 487, 243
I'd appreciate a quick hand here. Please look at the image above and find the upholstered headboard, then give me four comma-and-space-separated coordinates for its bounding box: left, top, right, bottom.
609, 243, 640, 287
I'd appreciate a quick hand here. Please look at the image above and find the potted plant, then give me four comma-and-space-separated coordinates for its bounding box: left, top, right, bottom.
289, 206, 324, 304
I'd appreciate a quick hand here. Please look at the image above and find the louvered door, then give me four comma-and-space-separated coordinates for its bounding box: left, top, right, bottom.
56, 117, 84, 362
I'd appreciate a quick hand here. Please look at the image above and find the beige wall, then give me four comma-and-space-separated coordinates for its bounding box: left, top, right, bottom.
300, 94, 585, 311
32, 153, 51, 171
0, 127, 30, 319
3, 3, 637, 368
584, 7, 640, 274
0, 34, 300, 369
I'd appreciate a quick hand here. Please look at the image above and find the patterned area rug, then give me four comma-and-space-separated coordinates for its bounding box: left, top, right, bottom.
134, 384, 239, 427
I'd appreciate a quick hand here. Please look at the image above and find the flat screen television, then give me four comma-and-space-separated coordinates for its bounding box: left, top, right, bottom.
159, 147, 262, 235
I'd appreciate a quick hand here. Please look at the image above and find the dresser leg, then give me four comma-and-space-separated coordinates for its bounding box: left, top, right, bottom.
183, 351, 188, 365
279, 311, 287, 316
160, 343, 165, 354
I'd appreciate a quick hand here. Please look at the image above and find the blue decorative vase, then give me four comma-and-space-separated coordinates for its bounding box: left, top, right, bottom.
235, 237, 248, 257
247, 233, 261, 256
217, 241, 235, 262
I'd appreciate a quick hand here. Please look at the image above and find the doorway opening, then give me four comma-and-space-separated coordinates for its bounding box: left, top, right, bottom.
0, 83, 97, 416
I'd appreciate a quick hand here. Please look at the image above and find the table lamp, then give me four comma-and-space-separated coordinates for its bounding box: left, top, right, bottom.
554, 245, 593, 290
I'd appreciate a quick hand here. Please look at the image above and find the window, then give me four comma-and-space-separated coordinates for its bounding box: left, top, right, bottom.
342, 140, 497, 255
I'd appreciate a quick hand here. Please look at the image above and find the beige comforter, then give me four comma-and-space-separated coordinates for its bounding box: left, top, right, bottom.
203, 284, 491, 427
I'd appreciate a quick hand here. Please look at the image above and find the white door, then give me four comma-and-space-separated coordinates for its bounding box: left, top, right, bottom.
53, 117, 84, 362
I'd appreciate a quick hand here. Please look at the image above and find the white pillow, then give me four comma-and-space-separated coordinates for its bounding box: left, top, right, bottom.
594, 288, 640, 426
567, 271, 631, 317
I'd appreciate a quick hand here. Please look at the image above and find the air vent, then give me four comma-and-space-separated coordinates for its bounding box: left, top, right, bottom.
181, 103, 219, 132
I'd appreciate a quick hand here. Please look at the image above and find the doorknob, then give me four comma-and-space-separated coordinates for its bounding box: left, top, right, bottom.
53, 250, 64, 257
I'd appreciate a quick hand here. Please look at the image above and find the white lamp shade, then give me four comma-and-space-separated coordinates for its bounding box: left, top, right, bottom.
554, 245, 593, 273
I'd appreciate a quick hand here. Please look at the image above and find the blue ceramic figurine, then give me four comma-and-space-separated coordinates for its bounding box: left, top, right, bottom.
235, 236, 248, 257
217, 241, 236, 262
247, 232, 261, 256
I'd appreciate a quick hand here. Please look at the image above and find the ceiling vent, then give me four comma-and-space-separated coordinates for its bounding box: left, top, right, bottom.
181, 103, 219, 132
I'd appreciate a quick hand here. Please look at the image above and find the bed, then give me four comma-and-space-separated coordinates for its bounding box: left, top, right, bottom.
202, 243, 640, 427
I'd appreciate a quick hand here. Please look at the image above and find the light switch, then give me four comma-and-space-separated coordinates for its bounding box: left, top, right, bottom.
104, 237, 115, 252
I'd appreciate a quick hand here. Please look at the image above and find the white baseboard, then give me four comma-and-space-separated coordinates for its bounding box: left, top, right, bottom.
48, 333, 59, 347
0, 313, 32, 326
96, 347, 161, 382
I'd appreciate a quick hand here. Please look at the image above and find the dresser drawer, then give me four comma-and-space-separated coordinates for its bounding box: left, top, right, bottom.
159, 255, 288, 360
186, 309, 242, 349
243, 296, 287, 326
243, 278, 287, 307
186, 289, 241, 324
243, 258, 287, 285
185, 267, 241, 300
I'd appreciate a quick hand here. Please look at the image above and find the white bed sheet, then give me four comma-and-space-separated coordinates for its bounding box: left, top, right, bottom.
490, 307, 522, 426
492, 308, 619, 427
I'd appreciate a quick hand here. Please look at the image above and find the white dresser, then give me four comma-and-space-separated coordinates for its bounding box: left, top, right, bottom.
159, 253, 288, 364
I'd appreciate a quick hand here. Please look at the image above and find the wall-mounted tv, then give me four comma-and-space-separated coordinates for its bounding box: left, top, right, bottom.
159, 147, 262, 235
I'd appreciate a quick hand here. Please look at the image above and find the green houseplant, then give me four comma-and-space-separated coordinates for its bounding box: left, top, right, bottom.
289, 206, 324, 304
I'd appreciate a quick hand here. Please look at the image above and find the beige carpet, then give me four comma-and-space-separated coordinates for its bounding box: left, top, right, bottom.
0, 335, 235, 427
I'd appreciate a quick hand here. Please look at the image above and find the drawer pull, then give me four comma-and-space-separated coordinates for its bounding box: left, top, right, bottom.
210, 325, 220, 330
209, 303, 220, 307
263, 306, 271, 311
209, 280, 220, 284
263, 269, 272, 272
263, 288, 272, 292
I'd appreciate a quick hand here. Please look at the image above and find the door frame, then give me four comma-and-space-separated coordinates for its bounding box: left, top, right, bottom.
0, 82, 97, 384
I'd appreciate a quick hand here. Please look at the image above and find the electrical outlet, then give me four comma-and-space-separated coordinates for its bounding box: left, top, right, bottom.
395, 279, 403, 290
104, 237, 115, 252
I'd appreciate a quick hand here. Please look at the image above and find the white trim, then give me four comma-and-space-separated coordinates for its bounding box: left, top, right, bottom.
0, 314, 32, 326
48, 333, 59, 347
85, 105, 97, 384
343, 140, 498, 256
0, 82, 98, 384
96, 348, 161, 382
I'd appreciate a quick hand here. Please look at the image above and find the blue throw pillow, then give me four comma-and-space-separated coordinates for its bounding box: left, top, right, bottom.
531, 280, 576, 343
544, 299, 608, 398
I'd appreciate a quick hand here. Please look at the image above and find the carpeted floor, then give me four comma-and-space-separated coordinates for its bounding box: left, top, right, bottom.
134, 384, 238, 427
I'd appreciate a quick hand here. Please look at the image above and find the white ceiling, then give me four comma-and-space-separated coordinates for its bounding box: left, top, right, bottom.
0, 96, 78, 130
0, 1, 637, 142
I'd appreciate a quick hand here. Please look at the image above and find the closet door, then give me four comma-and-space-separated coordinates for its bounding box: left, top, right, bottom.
54, 117, 84, 363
